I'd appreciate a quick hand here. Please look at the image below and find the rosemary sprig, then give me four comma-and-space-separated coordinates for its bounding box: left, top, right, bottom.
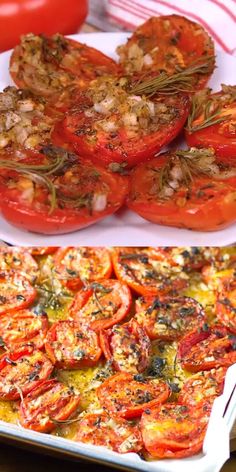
186, 86, 234, 133
157, 148, 220, 198
129, 56, 215, 96
0, 146, 76, 213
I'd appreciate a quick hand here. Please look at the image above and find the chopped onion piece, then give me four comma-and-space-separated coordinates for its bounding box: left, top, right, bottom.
92, 193, 107, 212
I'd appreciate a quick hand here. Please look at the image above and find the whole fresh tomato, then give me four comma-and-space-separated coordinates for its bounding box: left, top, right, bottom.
0, 0, 88, 52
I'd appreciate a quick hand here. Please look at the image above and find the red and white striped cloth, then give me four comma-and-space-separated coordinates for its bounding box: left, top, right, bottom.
105, 0, 236, 55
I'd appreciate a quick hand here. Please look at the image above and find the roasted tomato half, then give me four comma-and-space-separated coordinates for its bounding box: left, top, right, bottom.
69, 279, 132, 331
117, 14, 215, 88
0, 86, 55, 153
0, 309, 49, 350
0, 271, 36, 316
178, 325, 236, 372
216, 279, 236, 334
178, 367, 226, 406
0, 345, 53, 400
100, 319, 151, 373
10, 34, 119, 101
97, 372, 170, 419
60, 81, 189, 168
127, 149, 236, 231
0, 247, 38, 282
111, 247, 188, 296
153, 247, 220, 271
185, 86, 236, 163
19, 379, 80, 433
45, 320, 102, 369
0, 157, 129, 235
141, 401, 211, 459
54, 247, 112, 290
75, 412, 143, 454
135, 296, 205, 341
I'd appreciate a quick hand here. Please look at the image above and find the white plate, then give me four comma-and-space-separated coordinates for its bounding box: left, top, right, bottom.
0, 32, 236, 246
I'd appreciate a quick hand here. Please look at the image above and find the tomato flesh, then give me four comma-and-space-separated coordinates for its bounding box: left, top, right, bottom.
54, 247, 112, 290
178, 367, 226, 406
98, 372, 170, 418
45, 320, 102, 369
0, 309, 49, 350
127, 154, 236, 231
75, 412, 143, 454
111, 247, 188, 296
100, 319, 151, 373
0, 247, 38, 282
117, 15, 215, 88
135, 295, 205, 341
19, 379, 80, 432
69, 279, 132, 331
178, 325, 236, 372
61, 92, 189, 168
141, 402, 211, 459
0, 271, 36, 316
0, 345, 54, 400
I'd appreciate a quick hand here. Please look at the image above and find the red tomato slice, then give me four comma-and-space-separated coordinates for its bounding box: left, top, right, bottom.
178, 367, 227, 406
100, 319, 151, 374
127, 153, 236, 231
61, 91, 189, 168
0, 345, 53, 400
117, 15, 215, 88
141, 401, 211, 459
97, 372, 170, 419
0, 160, 129, 235
111, 247, 188, 296
45, 320, 102, 369
10, 34, 119, 100
0, 309, 49, 350
69, 279, 132, 331
135, 296, 205, 341
185, 87, 236, 164
54, 247, 112, 290
0, 271, 36, 316
19, 379, 80, 433
75, 412, 143, 454
178, 325, 236, 372
216, 280, 236, 334
0, 247, 38, 282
